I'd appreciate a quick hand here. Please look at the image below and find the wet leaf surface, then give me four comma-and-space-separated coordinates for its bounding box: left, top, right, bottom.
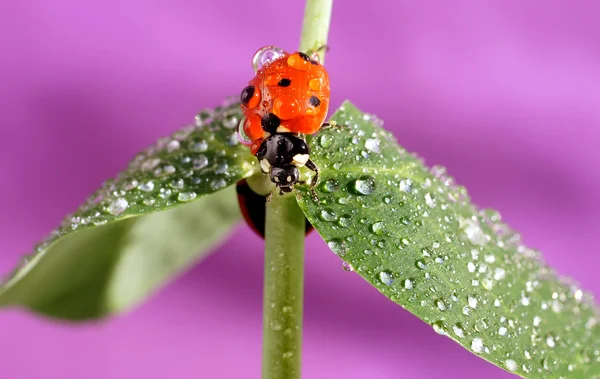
296, 101, 600, 378
0, 99, 257, 320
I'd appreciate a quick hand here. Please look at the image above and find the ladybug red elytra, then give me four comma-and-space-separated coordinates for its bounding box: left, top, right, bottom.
236, 46, 331, 238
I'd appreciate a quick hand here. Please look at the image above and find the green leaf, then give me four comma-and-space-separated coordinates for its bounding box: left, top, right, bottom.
0, 100, 257, 320
296, 101, 600, 378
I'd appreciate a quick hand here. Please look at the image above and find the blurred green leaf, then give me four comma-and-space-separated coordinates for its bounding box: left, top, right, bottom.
296, 101, 600, 378
0, 100, 257, 320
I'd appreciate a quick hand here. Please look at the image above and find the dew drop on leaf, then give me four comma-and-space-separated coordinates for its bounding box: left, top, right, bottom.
210, 179, 227, 190
191, 140, 208, 152
322, 179, 339, 193
327, 239, 347, 255
543, 357, 558, 371
352, 176, 376, 195
364, 138, 380, 153
319, 134, 333, 148
435, 299, 448, 311
504, 359, 518, 372
138, 181, 155, 192
107, 198, 128, 215
452, 323, 465, 338
378, 270, 394, 286
193, 155, 209, 170
320, 209, 337, 222
338, 215, 352, 228
432, 320, 447, 336
471, 338, 485, 354
371, 222, 384, 235
177, 192, 197, 202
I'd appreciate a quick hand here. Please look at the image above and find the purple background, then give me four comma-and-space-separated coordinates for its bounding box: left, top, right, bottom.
1, 1, 599, 378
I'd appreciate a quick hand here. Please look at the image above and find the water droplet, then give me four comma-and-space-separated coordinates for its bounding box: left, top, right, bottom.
164, 165, 176, 175
504, 359, 518, 372
435, 299, 447, 311
143, 198, 155, 206
167, 140, 180, 152
378, 271, 394, 286
123, 179, 139, 191
425, 193, 436, 208
467, 262, 476, 273
498, 326, 507, 336
415, 259, 427, 270
460, 217, 486, 245
138, 181, 155, 192
399, 179, 412, 193
403, 278, 413, 290
193, 155, 209, 170
252, 46, 285, 72
371, 222, 384, 235
542, 358, 558, 371
493, 267, 506, 280
365, 138, 380, 153
215, 162, 229, 174
474, 319, 488, 332
471, 338, 485, 354
342, 262, 353, 272
270, 321, 282, 331
320, 209, 337, 222
191, 140, 208, 152
107, 198, 128, 215
338, 215, 352, 228
468, 295, 478, 308
170, 179, 184, 189
319, 134, 333, 148
452, 323, 465, 338
546, 334, 556, 348
533, 316, 541, 327
352, 176, 376, 195
178, 192, 197, 202
322, 179, 339, 193
210, 179, 227, 190
432, 321, 447, 335
327, 239, 347, 255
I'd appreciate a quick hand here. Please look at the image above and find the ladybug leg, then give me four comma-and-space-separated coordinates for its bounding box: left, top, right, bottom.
266, 189, 276, 203
321, 121, 348, 130
305, 159, 321, 202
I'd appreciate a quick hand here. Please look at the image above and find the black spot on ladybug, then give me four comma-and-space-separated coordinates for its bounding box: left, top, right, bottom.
309, 96, 321, 107
278, 78, 291, 87
261, 113, 281, 134
299, 52, 319, 65
240, 86, 255, 106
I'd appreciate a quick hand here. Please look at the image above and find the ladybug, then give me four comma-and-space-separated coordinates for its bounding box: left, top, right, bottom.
237, 46, 330, 194
235, 46, 331, 238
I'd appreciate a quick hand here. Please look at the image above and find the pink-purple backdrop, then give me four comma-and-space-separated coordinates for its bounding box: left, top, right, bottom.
1, 1, 599, 378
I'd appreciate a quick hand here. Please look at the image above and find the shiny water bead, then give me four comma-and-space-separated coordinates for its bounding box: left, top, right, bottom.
252, 46, 285, 72
308, 78, 322, 91
273, 94, 299, 120
243, 114, 264, 141
287, 52, 312, 71
265, 73, 280, 86
236, 117, 252, 145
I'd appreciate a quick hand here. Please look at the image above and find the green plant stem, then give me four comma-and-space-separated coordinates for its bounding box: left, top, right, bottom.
299, 0, 333, 64
262, 1, 332, 378
262, 194, 306, 379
